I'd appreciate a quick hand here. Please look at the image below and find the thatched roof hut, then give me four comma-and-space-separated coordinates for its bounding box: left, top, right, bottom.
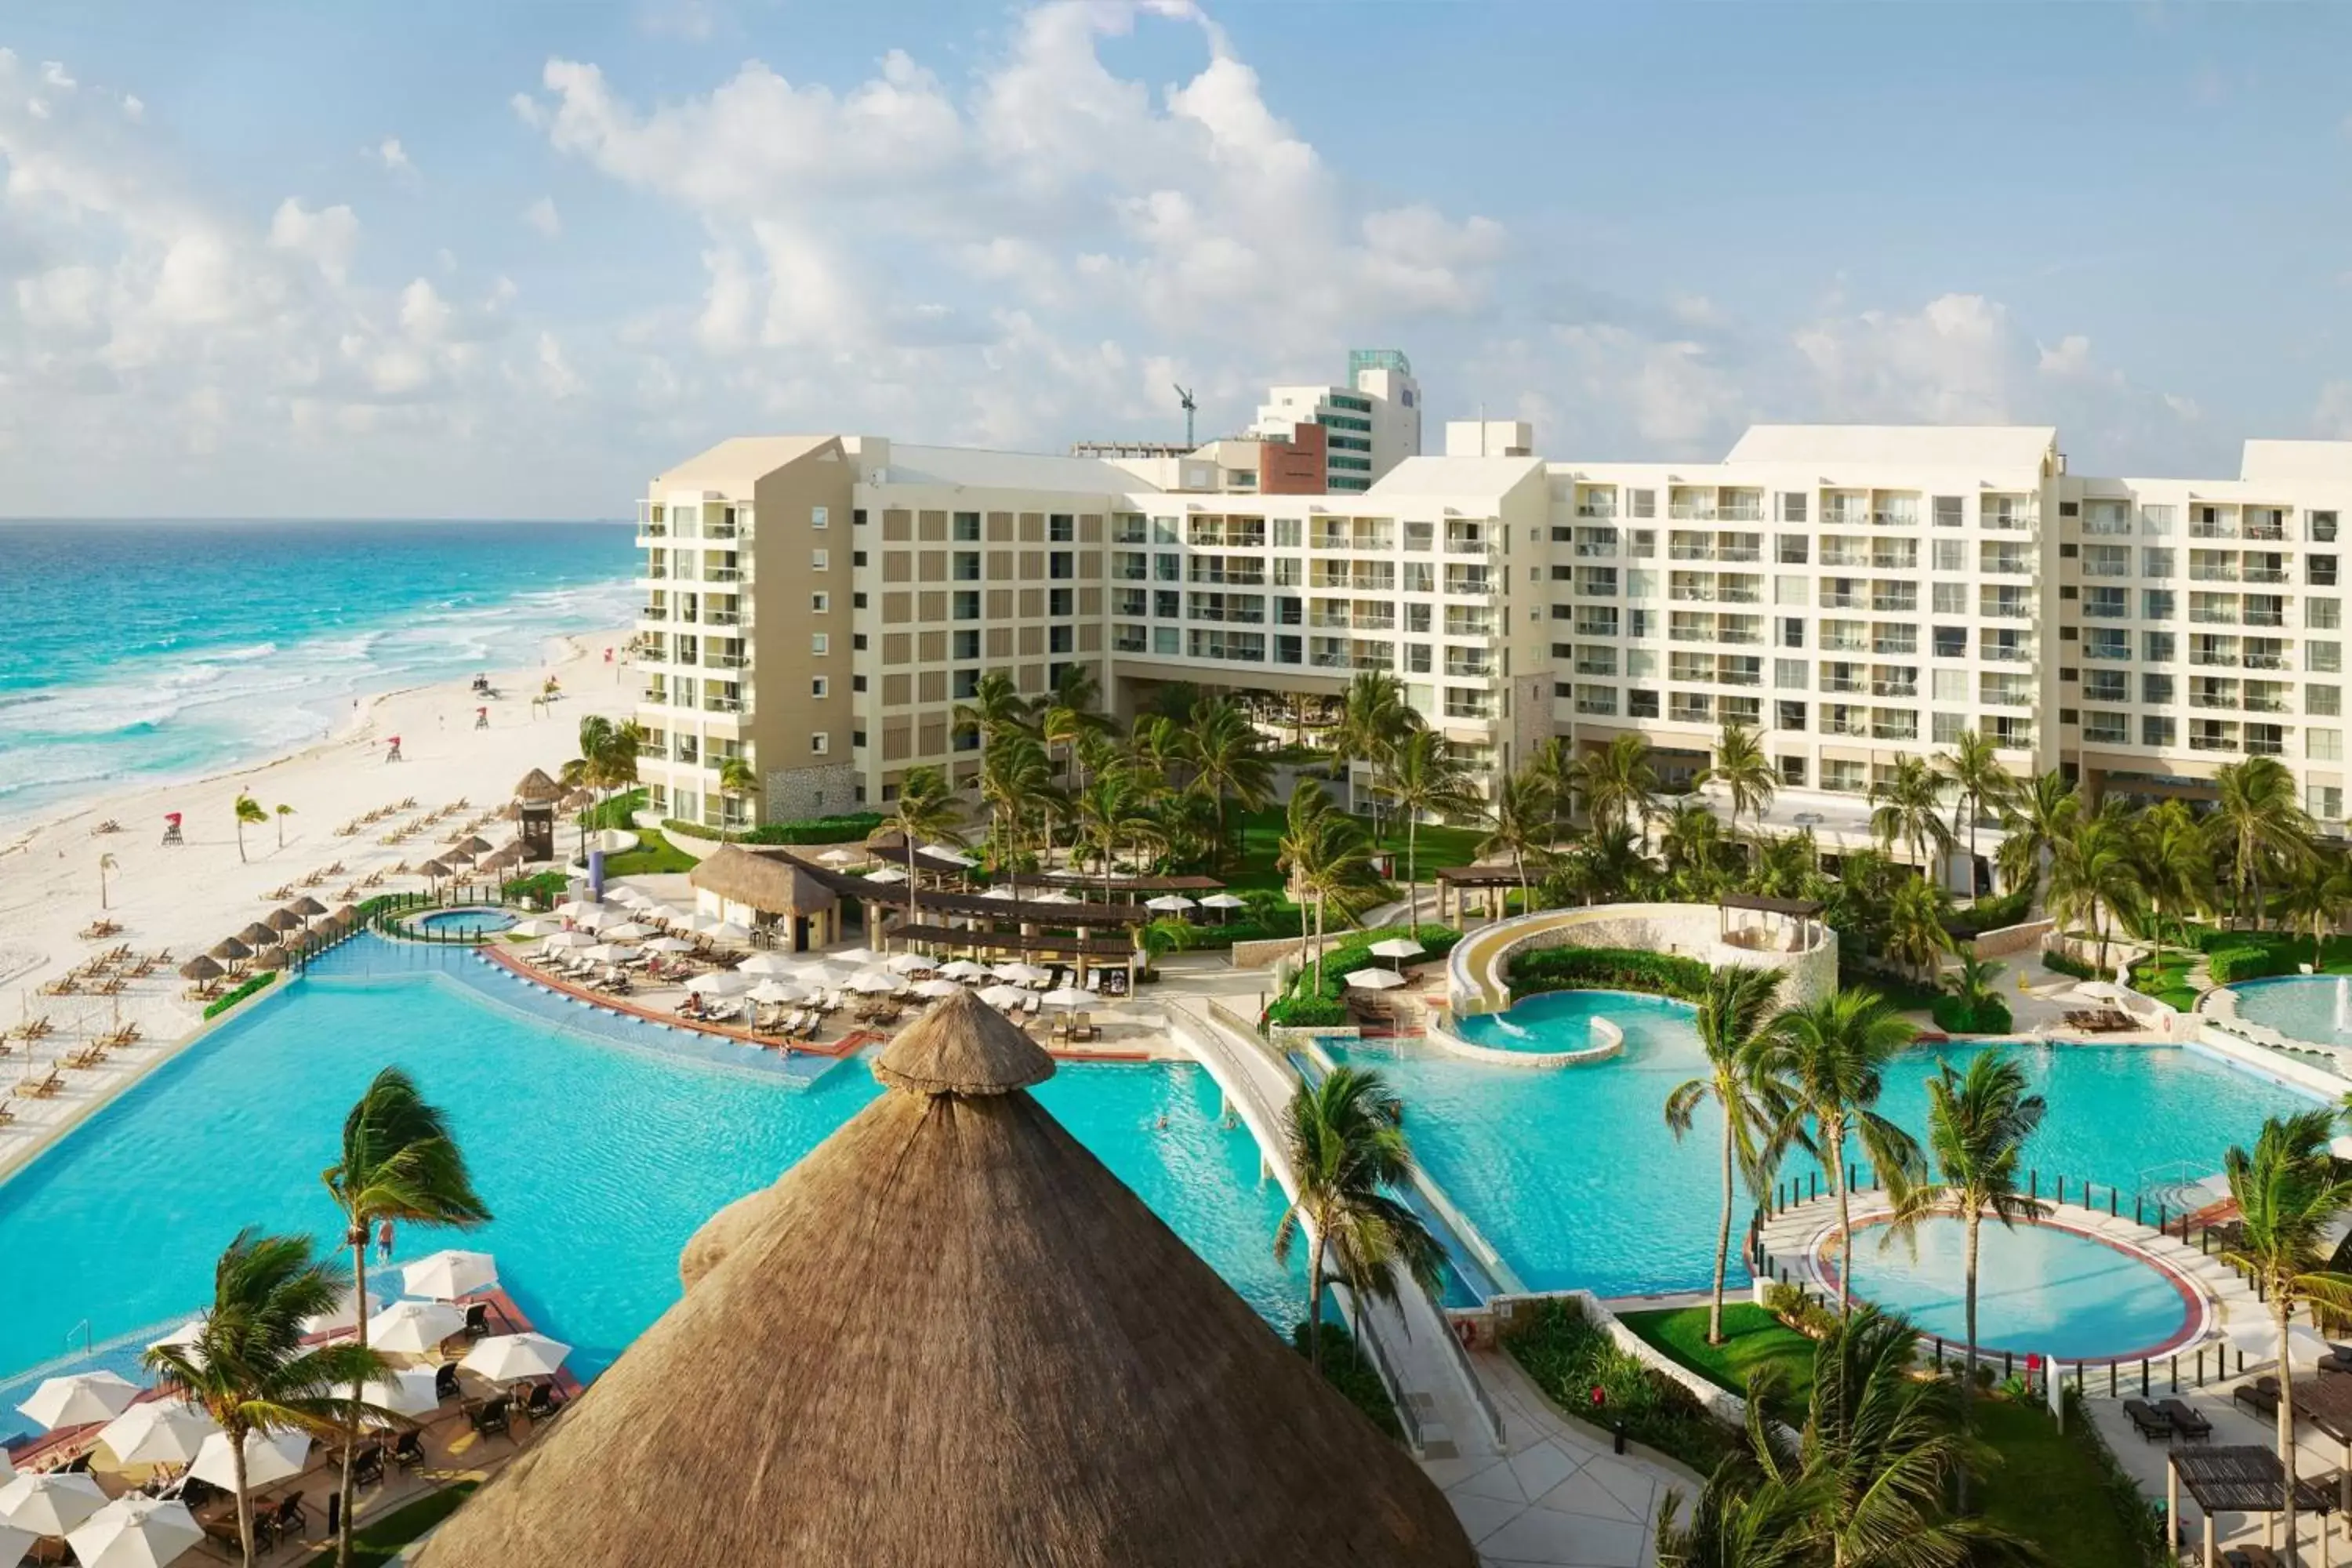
686, 846, 837, 916
178, 955, 223, 982
415, 989, 1473, 1568
289, 896, 328, 917
236, 922, 276, 948
267, 908, 304, 933
513, 768, 564, 806
209, 936, 252, 961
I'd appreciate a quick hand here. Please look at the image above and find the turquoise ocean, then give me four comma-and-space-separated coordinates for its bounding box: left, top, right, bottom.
0, 520, 638, 832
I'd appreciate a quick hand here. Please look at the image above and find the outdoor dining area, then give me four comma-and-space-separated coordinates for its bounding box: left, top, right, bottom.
0, 1250, 571, 1568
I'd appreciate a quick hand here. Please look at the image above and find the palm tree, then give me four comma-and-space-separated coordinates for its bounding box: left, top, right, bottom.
1658, 799, 1730, 893
1881, 878, 1953, 988
1881, 1052, 2045, 1503
98, 851, 118, 910
1664, 965, 1788, 1345
714, 756, 759, 842
1653, 1446, 1826, 1568
1933, 731, 2012, 900
2136, 798, 2214, 978
2278, 844, 2352, 972
233, 794, 265, 863
1186, 697, 1273, 866
1278, 781, 1338, 975
951, 668, 1033, 743
2209, 756, 2315, 931
321, 1069, 489, 1568
1572, 732, 1657, 847
1272, 1066, 1443, 1373
2047, 811, 2142, 979
1478, 764, 1555, 914
144, 1231, 387, 1568
1293, 813, 1381, 993
1944, 952, 2005, 1030
1698, 722, 1776, 849
1380, 729, 1480, 927
1995, 768, 2080, 898
1867, 757, 1954, 888
977, 732, 1054, 874
873, 764, 963, 947
273, 803, 296, 849
1071, 768, 1163, 905
1334, 670, 1420, 828
1761, 989, 1924, 1313
1526, 735, 1581, 841
2222, 1109, 2352, 1559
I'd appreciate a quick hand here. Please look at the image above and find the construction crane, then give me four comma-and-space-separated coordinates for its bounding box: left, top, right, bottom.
1173, 384, 1196, 448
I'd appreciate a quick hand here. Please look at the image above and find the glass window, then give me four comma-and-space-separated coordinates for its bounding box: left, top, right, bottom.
2143, 590, 2175, 620
1933, 539, 1965, 572
1775, 658, 1808, 690
953, 512, 982, 541
811, 549, 829, 571
2312, 598, 2343, 630
1933, 495, 1964, 528
2314, 641, 2344, 673
811, 633, 828, 655
2144, 630, 2176, 662
2311, 685, 2343, 717
1273, 517, 1301, 548
1933, 583, 1968, 615
1777, 535, 1809, 564
1933, 626, 1966, 658
811, 506, 829, 529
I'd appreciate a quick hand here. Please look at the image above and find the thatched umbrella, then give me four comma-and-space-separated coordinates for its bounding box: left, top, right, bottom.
266, 908, 304, 935
416, 858, 452, 880
289, 895, 328, 918
208, 937, 251, 972
513, 768, 564, 806
455, 835, 493, 856
178, 955, 223, 983
237, 922, 276, 949
253, 945, 289, 970
412, 989, 1475, 1568
330, 905, 356, 924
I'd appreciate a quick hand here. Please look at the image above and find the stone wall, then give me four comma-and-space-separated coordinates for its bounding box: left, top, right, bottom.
762, 761, 858, 822
1449, 902, 1839, 1016
1972, 917, 2053, 960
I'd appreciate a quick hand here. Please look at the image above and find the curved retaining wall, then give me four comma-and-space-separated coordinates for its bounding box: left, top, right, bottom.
1425, 1011, 1624, 1069
1448, 902, 1839, 1017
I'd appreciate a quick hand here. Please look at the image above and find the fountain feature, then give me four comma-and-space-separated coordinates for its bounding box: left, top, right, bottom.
2334, 976, 2349, 1035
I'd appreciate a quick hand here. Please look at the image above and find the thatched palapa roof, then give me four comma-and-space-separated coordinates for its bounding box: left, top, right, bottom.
687, 845, 837, 916
512, 768, 564, 806
415, 988, 1474, 1568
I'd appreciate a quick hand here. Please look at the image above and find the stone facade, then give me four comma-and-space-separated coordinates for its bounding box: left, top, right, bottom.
762, 761, 858, 822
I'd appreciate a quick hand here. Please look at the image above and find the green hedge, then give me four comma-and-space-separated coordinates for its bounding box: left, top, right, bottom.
1290, 1322, 1403, 1441
1942, 884, 2035, 940
1266, 924, 1462, 1027
1929, 994, 2013, 1034
1502, 1296, 1739, 1472
2208, 944, 2291, 986
2041, 949, 2113, 982
662, 812, 885, 846
1508, 946, 1710, 1003
204, 970, 278, 1019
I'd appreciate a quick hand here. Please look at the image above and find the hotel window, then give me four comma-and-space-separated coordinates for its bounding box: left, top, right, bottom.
1775, 575, 1809, 607
2314, 599, 2344, 630
1576, 685, 1618, 717
2314, 557, 2341, 587
2143, 548, 2175, 578
1778, 492, 1809, 524
811, 732, 829, 754
2145, 630, 2176, 662
1823, 759, 1866, 793
1154, 590, 1180, 618
811, 633, 829, 655
2315, 786, 2347, 820
811, 506, 829, 529
2312, 730, 2345, 762
1048, 514, 1076, 543
1154, 554, 1180, 582
810, 677, 829, 698
2141, 715, 2175, 747
811, 550, 829, 571
1049, 587, 1075, 616
1628, 489, 1657, 519
2084, 586, 2128, 619
1933, 495, 1964, 528
1049, 626, 1074, 654
1776, 659, 1808, 690
2143, 590, 2176, 620
1933, 626, 1966, 659
953, 552, 982, 581
1049, 551, 1074, 579
1933, 713, 1966, 745
2141, 504, 2176, 535
1933, 539, 1965, 573
1777, 535, 1809, 564
2083, 711, 2129, 745
2085, 628, 2129, 660
952, 630, 980, 660
1777, 754, 1807, 786
953, 512, 982, 542
1777, 700, 1807, 731
2083, 670, 2128, 703
2315, 641, 2345, 673
953, 591, 980, 620
811, 592, 829, 612
1629, 690, 1661, 719
1152, 517, 1181, 543
1152, 626, 1179, 655
1933, 668, 1969, 702
2313, 685, 2344, 717
2143, 673, 2175, 705
1406, 644, 1432, 673
1933, 583, 1968, 615
2317, 512, 2342, 544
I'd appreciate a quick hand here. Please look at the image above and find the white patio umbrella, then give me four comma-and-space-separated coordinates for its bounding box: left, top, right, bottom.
818, 848, 863, 867
600, 921, 654, 942
995, 962, 1052, 985
96, 1402, 218, 1468
581, 942, 640, 965
358, 1367, 443, 1420
18, 1370, 140, 1431
706, 920, 753, 943
1144, 895, 1196, 913
459, 1332, 572, 1381
145, 1320, 206, 1363
299, 1282, 387, 1336
884, 952, 935, 975
507, 918, 562, 938
69, 1497, 201, 1568
401, 1248, 499, 1301
746, 980, 804, 1006
365, 1298, 467, 1353
978, 984, 1031, 1007
920, 843, 975, 867
977, 886, 1017, 901
575, 906, 619, 931
1199, 893, 1247, 910
789, 963, 851, 989
937, 959, 991, 980
684, 971, 751, 996
912, 978, 962, 999
604, 886, 650, 905
846, 970, 902, 994
542, 930, 597, 950
864, 865, 908, 884
1368, 937, 1425, 960
736, 952, 798, 976
0, 1472, 107, 1534
1040, 986, 1092, 1007
553, 899, 602, 919
645, 936, 695, 954
188, 1429, 308, 1491
0, 1520, 30, 1568
829, 946, 887, 967
1348, 968, 1408, 990
1030, 889, 1078, 905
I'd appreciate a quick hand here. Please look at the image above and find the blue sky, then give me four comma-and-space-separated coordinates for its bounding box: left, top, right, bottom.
3, 0, 2348, 517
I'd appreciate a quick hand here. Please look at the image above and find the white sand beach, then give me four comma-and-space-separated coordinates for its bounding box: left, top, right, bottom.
0, 630, 632, 1161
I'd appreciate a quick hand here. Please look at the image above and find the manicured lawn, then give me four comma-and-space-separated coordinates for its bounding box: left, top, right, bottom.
601, 827, 697, 877
1616, 1304, 1814, 1423
1971, 1396, 2152, 1568
301, 1483, 478, 1568
1225, 807, 1485, 898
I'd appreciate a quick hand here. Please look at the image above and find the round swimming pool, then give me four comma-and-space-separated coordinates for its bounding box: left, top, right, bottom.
1448, 989, 1683, 1055
1827, 1215, 2197, 1361
416, 907, 517, 937
2231, 975, 2352, 1048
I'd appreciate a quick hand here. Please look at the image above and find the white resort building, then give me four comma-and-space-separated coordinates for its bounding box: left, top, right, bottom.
628, 367, 2352, 890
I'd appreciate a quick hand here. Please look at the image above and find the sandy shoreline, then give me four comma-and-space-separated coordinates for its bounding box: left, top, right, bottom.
0, 628, 633, 1159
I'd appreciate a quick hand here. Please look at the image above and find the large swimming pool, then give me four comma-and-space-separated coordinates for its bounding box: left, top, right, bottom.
0, 938, 1301, 1407
2232, 975, 2352, 1048
1330, 992, 2318, 1301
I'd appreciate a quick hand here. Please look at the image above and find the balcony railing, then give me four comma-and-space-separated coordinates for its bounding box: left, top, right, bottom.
2190, 733, 2241, 752
704, 609, 740, 626
705, 696, 744, 713
706, 566, 742, 582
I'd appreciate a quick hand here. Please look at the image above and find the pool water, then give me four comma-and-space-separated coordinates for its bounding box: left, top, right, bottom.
1450, 990, 1623, 1054
416, 908, 517, 937
2232, 975, 2352, 1047
0, 937, 1301, 1399
1332, 1002, 2317, 1301
1836, 1216, 2191, 1361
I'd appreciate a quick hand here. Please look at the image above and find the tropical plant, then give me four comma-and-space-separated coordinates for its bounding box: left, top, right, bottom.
2208, 756, 2314, 931
2278, 845, 2352, 961
1290, 811, 1381, 993
2134, 798, 2213, 976
1334, 670, 1421, 832
950, 668, 1033, 744
1573, 732, 1658, 848
321, 1068, 490, 1567
1071, 767, 1164, 903
1186, 697, 1274, 865
274, 803, 296, 849
1699, 722, 1777, 848
873, 764, 964, 944
1278, 781, 1338, 975
1380, 728, 1482, 925
1664, 965, 1788, 1345
1658, 798, 1731, 892
1653, 1443, 1827, 1568
1995, 768, 2081, 898
1933, 732, 2013, 900
976, 731, 1054, 874
714, 756, 759, 843
2222, 1109, 2352, 1558
1880, 1051, 2046, 1504
1944, 952, 2005, 1024
233, 793, 266, 863
1272, 1066, 1443, 1373
143, 1231, 388, 1568
1867, 757, 1955, 888
2048, 808, 2143, 979
1761, 989, 1924, 1313
1479, 764, 1555, 913
1881, 877, 1954, 988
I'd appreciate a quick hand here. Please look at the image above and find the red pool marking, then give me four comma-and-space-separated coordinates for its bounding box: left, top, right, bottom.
1808, 1210, 2208, 1364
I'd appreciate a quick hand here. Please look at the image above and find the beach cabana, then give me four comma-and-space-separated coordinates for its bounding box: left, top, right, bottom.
207, 937, 252, 974
289, 895, 328, 919
235, 923, 275, 949
252, 944, 289, 971
412, 990, 1475, 1568
266, 908, 304, 936
2167, 1445, 2339, 1564
688, 846, 841, 953
512, 768, 564, 862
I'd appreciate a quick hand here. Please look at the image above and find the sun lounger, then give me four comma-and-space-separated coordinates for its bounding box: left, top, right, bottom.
2123, 1399, 2174, 1442
391, 1430, 426, 1470
38, 977, 79, 996
19, 1070, 62, 1098
2233, 1381, 2281, 1420
2158, 1398, 2212, 1440
0, 1101, 14, 1127
465, 1396, 510, 1440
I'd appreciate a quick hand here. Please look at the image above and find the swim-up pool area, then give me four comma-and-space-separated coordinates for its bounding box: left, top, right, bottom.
2230, 974, 2352, 1049
0, 936, 1301, 1403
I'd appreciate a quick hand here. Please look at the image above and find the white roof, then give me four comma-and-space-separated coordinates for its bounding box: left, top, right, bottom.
1722, 424, 2056, 474
1363, 454, 1543, 498
654, 436, 840, 495
884, 444, 1162, 495
2239, 440, 2352, 486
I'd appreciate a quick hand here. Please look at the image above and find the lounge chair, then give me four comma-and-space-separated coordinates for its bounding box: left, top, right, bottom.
2158, 1398, 2213, 1440
2233, 1381, 2281, 1419
519, 1381, 563, 1421
434, 1361, 461, 1402
350, 1445, 384, 1487
391, 1430, 426, 1470
463, 1301, 492, 1339
274, 1493, 308, 1534
466, 1396, 511, 1439
2122, 1399, 2174, 1442
0, 1101, 14, 1127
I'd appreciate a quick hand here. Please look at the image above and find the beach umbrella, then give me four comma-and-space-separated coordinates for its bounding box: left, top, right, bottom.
299, 1282, 386, 1335
789, 963, 850, 990
864, 865, 908, 884
509, 918, 561, 938
1144, 895, 1196, 913
645, 936, 695, 954
829, 946, 887, 968
188, 1430, 308, 1491
67, 1495, 201, 1568
818, 848, 863, 867
684, 971, 750, 996
0, 1520, 30, 1568
266, 909, 305, 935
572, 906, 614, 930
1199, 893, 1247, 910
358, 1367, 444, 1421
1368, 937, 1425, 960
884, 952, 936, 975
847, 970, 902, 994
736, 953, 797, 976
459, 1332, 571, 1382
919, 843, 975, 867
289, 895, 328, 918
554, 899, 601, 919
605, 886, 649, 906
455, 835, 493, 856
252, 945, 289, 971
1040, 987, 1092, 1008
146, 1319, 206, 1358
978, 984, 1030, 1007
542, 931, 596, 950
994, 962, 1052, 985
912, 978, 962, 999
582, 942, 639, 965
329, 905, 357, 924
176, 956, 223, 982
1031, 889, 1079, 905
235, 923, 275, 949
978, 886, 1017, 902
1348, 968, 1408, 991
0, 1472, 107, 1534
937, 959, 991, 980
600, 921, 654, 942
442, 850, 478, 869
18, 1371, 140, 1431
707, 920, 752, 943
365, 1299, 466, 1353
746, 980, 803, 1006
96, 1402, 219, 1468
402, 1249, 499, 1301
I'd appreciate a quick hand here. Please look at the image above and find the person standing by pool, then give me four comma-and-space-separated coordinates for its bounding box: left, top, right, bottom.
376, 1218, 395, 1263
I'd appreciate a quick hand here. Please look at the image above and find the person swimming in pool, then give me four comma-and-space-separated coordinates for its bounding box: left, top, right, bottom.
376, 1218, 395, 1263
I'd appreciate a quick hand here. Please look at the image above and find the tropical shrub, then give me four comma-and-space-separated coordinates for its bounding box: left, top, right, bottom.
2208, 944, 2291, 985
1507, 946, 1710, 1002
1929, 993, 2013, 1034
1290, 1322, 1403, 1440
2039, 949, 2113, 982
204, 970, 278, 1019
1941, 883, 2035, 939
661, 811, 885, 846
1266, 925, 1461, 1027
2060, 1389, 2172, 1566
1501, 1297, 1739, 1471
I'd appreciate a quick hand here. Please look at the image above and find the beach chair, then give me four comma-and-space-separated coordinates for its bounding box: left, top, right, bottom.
519, 1381, 562, 1421
391, 1430, 426, 1471
2157, 1399, 2212, 1440
466, 1397, 511, 1440
350, 1445, 384, 1487
0, 1101, 14, 1127
434, 1361, 462, 1402
463, 1301, 493, 1339
2232, 1380, 2281, 1420
2122, 1399, 2174, 1442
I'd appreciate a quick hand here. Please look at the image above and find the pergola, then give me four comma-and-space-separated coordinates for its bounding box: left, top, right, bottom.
1717, 892, 1824, 954
2168, 1445, 2340, 1565
1432, 865, 1529, 924
1033, 872, 1227, 902
2295, 1375, 2352, 1513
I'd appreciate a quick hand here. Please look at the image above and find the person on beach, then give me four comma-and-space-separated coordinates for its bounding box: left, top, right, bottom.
376, 1218, 394, 1262
386, 735, 403, 763
475, 706, 489, 731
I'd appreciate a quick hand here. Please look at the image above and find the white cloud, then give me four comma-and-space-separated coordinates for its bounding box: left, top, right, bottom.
268, 198, 360, 284
2317, 382, 2352, 439
368, 136, 418, 181
521, 195, 561, 238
